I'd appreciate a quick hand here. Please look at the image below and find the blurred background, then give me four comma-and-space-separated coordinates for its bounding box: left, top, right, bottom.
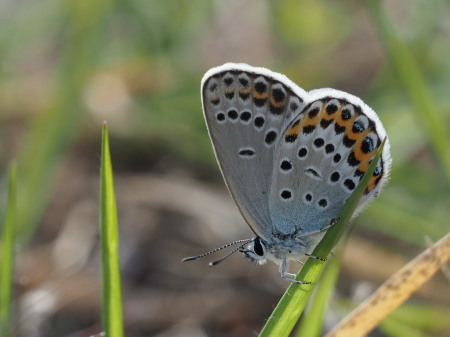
0, 0, 449, 336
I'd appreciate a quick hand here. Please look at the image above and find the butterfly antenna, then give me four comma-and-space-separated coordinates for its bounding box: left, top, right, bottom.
182, 239, 252, 262
209, 243, 248, 267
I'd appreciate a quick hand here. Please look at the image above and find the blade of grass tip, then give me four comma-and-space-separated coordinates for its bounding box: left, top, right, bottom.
295, 252, 342, 337
259, 139, 386, 337
365, 0, 450, 181
0, 162, 17, 337
100, 122, 124, 337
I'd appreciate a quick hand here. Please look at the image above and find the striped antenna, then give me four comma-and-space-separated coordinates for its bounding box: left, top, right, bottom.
182, 239, 253, 262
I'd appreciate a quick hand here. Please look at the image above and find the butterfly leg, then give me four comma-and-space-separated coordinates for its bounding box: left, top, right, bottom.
319, 217, 339, 232
279, 260, 310, 284
303, 218, 340, 261
295, 218, 340, 241
305, 253, 328, 261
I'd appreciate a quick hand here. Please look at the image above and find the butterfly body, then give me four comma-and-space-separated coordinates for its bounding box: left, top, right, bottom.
188, 63, 391, 282
264, 231, 326, 261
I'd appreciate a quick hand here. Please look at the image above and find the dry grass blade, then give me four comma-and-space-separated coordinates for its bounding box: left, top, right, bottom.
325, 232, 450, 337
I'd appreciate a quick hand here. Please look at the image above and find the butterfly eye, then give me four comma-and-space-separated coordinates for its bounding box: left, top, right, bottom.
253, 238, 265, 256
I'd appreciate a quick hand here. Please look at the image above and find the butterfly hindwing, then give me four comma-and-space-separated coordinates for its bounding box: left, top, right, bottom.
201, 63, 308, 239
268, 89, 391, 236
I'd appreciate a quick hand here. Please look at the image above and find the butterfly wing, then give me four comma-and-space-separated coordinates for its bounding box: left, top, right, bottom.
201, 63, 308, 239
268, 89, 391, 236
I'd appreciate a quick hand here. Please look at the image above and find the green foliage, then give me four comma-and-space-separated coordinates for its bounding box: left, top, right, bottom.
0, 163, 17, 337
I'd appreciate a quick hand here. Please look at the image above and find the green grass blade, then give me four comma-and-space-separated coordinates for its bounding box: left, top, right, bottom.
365, 0, 450, 181
259, 139, 386, 337
0, 163, 17, 337
295, 252, 341, 337
100, 122, 124, 337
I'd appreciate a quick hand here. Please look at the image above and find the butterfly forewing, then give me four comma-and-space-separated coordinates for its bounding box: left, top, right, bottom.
201, 64, 308, 239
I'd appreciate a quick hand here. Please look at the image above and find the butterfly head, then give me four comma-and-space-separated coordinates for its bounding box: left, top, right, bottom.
240, 237, 268, 265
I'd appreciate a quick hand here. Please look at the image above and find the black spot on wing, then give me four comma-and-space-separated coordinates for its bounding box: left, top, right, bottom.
334, 123, 345, 134
272, 87, 285, 102
265, 130, 277, 145
239, 78, 248, 86
227, 109, 238, 120
343, 135, 356, 147
344, 179, 356, 191
298, 147, 308, 158
216, 112, 225, 122
303, 125, 315, 134
240, 111, 251, 122
318, 199, 328, 208
305, 168, 321, 178
361, 137, 374, 153
347, 152, 360, 167
285, 134, 298, 143
341, 108, 351, 120
238, 148, 255, 157
280, 189, 292, 200
254, 116, 265, 129
254, 81, 267, 93
325, 144, 335, 153
326, 104, 338, 115
224, 77, 233, 86
320, 119, 333, 129
308, 107, 319, 118
280, 160, 292, 171
225, 91, 234, 99
330, 171, 340, 182
313, 138, 325, 148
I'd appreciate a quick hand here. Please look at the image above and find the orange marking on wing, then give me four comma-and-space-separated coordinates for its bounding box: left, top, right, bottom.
286, 122, 300, 137
333, 107, 356, 135
210, 93, 220, 103
286, 101, 331, 137
253, 91, 269, 99
318, 104, 328, 117
358, 160, 370, 173
239, 87, 251, 95
356, 133, 381, 172
366, 174, 381, 192
335, 107, 352, 125
303, 105, 325, 126
352, 130, 373, 160
322, 105, 340, 121
269, 96, 285, 108
341, 117, 361, 142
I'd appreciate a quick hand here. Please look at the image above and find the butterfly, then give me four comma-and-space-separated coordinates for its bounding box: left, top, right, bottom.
183, 63, 391, 283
